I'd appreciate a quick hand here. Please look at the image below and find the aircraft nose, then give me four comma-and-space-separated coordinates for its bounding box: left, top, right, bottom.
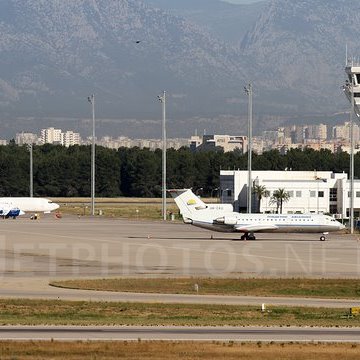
339, 223, 346, 230
52, 203, 60, 211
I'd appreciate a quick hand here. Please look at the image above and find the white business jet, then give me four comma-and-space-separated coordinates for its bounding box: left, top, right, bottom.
169, 189, 345, 241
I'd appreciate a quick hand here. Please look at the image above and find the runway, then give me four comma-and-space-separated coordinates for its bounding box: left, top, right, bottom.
1, 325, 360, 342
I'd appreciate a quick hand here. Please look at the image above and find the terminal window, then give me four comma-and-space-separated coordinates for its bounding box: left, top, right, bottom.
330, 188, 337, 201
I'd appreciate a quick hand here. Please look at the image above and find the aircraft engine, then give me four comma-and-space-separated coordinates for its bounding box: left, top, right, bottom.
214, 216, 238, 225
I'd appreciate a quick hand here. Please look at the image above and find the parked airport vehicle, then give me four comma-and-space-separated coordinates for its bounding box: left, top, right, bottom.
0, 198, 59, 214
169, 189, 345, 241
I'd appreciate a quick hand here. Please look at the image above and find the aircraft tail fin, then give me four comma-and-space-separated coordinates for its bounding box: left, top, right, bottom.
168, 189, 207, 220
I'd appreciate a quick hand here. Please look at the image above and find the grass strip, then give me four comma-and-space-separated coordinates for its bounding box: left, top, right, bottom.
51, 278, 360, 299
0, 341, 360, 360
58, 203, 179, 219
0, 299, 359, 327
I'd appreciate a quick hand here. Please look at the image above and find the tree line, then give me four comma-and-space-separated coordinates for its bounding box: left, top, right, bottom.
0, 143, 359, 198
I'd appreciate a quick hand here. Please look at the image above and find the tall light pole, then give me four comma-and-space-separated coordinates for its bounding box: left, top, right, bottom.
350, 78, 355, 233
27, 144, 33, 197
88, 94, 96, 216
244, 83, 253, 213
158, 91, 167, 220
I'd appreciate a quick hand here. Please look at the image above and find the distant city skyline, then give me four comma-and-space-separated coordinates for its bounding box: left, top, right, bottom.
8, 120, 359, 155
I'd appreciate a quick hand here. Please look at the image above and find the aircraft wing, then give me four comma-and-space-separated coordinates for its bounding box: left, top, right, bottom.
234, 224, 279, 232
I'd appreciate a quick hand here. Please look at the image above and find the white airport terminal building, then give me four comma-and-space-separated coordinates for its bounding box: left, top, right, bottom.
220, 170, 360, 220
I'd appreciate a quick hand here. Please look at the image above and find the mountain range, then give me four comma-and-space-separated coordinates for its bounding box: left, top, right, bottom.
0, 0, 357, 138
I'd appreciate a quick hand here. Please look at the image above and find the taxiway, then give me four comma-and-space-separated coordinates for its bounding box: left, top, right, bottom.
0, 325, 360, 342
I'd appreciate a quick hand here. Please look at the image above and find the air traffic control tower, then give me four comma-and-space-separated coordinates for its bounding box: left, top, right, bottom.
344, 62, 360, 116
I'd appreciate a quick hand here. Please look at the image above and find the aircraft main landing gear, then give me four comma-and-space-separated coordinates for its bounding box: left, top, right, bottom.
241, 232, 256, 240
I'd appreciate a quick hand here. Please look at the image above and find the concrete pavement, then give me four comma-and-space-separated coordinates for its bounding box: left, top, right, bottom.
1, 325, 360, 342
0, 216, 359, 309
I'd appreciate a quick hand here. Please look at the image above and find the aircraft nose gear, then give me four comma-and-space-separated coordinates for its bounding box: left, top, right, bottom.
320, 232, 328, 241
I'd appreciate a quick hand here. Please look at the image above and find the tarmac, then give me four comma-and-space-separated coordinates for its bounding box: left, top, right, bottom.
0, 215, 359, 305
